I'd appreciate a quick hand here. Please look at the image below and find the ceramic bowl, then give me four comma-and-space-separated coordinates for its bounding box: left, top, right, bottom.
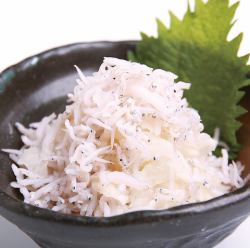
1, 41, 250, 248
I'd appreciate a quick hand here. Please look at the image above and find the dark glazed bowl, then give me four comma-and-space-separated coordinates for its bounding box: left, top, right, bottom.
1, 41, 250, 248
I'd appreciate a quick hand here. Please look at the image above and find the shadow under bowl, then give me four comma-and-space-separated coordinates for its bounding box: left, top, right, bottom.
0, 41, 250, 248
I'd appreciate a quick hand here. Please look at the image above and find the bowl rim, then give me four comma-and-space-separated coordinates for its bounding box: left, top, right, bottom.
1, 40, 250, 226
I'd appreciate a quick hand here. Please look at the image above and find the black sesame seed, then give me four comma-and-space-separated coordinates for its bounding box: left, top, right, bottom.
153, 157, 156, 160
119, 159, 123, 162
105, 66, 108, 70
147, 139, 151, 143
113, 77, 116, 80
174, 89, 176, 93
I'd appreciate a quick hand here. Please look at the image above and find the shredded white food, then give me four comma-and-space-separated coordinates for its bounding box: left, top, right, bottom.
3, 58, 247, 217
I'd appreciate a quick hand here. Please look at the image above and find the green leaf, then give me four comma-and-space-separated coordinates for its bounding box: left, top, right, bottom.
129, 0, 250, 158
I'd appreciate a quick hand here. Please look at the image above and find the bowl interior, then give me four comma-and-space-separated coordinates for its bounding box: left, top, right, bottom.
0, 41, 250, 211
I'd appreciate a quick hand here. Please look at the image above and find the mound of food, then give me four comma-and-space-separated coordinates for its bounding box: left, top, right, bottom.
3, 58, 246, 217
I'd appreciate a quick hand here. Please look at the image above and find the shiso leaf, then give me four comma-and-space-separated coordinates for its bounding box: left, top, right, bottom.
128, 0, 250, 157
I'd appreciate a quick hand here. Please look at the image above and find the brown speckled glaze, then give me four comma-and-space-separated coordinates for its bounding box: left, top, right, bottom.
0, 41, 250, 248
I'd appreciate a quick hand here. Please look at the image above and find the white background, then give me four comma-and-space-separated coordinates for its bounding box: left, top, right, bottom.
0, 0, 250, 247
